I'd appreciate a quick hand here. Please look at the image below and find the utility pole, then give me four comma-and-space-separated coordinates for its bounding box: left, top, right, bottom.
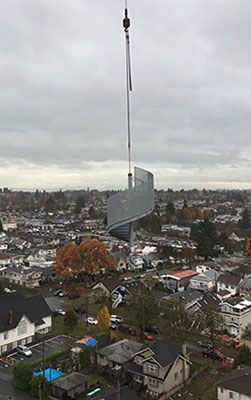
42, 339, 46, 394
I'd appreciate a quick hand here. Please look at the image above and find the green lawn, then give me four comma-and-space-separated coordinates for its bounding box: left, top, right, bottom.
52, 315, 101, 339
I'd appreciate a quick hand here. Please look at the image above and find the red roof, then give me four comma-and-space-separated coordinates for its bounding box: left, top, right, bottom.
0, 253, 11, 260
168, 269, 198, 280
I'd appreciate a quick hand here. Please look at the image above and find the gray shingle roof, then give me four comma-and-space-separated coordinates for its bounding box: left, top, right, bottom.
97, 339, 144, 364
0, 293, 52, 332
216, 366, 251, 396
52, 372, 89, 391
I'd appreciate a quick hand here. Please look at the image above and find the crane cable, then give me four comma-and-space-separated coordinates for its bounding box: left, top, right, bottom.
123, 1, 133, 177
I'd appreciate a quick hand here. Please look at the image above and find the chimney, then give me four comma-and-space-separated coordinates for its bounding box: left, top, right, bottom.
8, 311, 13, 325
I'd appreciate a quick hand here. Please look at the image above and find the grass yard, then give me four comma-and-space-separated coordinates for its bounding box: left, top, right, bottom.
52, 315, 100, 339
172, 356, 233, 400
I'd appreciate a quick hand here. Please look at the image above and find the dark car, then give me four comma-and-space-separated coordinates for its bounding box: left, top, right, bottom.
145, 325, 158, 334
198, 340, 213, 349
202, 348, 225, 361
68, 292, 80, 300
74, 306, 85, 314
118, 325, 136, 336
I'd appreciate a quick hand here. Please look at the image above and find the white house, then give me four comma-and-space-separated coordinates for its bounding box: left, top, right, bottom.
0, 293, 52, 355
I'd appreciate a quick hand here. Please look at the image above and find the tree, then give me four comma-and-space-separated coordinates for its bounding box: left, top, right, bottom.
75, 196, 85, 214
150, 214, 162, 234
30, 375, 49, 398
79, 347, 91, 369
97, 305, 111, 331
128, 288, 156, 334
54, 239, 116, 280
160, 300, 203, 343
233, 344, 251, 368
239, 209, 250, 229
54, 243, 81, 279
13, 362, 33, 390
64, 308, 78, 329
190, 219, 217, 260
78, 238, 116, 278
166, 201, 175, 215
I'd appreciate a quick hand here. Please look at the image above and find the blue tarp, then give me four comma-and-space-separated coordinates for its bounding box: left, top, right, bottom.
34, 368, 65, 382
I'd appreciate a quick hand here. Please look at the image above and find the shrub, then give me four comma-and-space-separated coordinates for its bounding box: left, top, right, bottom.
30, 375, 49, 398
13, 362, 33, 390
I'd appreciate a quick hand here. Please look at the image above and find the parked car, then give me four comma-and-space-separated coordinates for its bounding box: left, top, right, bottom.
118, 325, 136, 336
74, 306, 85, 314
55, 308, 66, 316
68, 292, 80, 300
202, 348, 225, 361
4, 288, 16, 294
139, 332, 153, 341
110, 315, 123, 324
110, 323, 117, 330
16, 345, 32, 357
145, 325, 158, 334
86, 317, 98, 325
54, 289, 63, 296
58, 291, 69, 297
198, 340, 213, 349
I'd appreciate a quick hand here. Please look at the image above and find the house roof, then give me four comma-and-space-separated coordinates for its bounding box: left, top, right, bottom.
168, 270, 198, 280
190, 269, 219, 283
52, 372, 89, 391
97, 339, 144, 364
0, 293, 52, 332
0, 253, 11, 260
218, 274, 242, 286
197, 294, 221, 311
239, 277, 251, 290
216, 366, 251, 396
149, 339, 183, 367
167, 289, 203, 306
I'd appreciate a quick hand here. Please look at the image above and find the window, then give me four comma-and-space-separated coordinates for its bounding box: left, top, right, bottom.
3, 332, 8, 340
174, 372, 178, 380
18, 320, 27, 336
135, 356, 142, 365
149, 378, 158, 387
220, 387, 224, 393
147, 364, 158, 374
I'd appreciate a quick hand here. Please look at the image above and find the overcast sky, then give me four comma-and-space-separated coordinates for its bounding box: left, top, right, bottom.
0, 0, 251, 191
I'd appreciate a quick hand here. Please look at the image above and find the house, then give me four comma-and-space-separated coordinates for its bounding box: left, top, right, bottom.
3, 266, 42, 287
0, 293, 52, 355
92, 278, 143, 308
0, 253, 12, 267
164, 289, 204, 312
93, 385, 140, 400
128, 339, 191, 398
163, 270, 198, 292
219, 297, 251, 337
217, 274, 242, 296
189, 269, 219, 292
216, 366, 251, 400
50, 372, 90, 399
96, 339, 144, 378
239, 277, 251, 297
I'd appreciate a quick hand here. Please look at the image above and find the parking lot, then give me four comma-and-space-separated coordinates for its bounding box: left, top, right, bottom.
0, 335, 76, 399
1, 335, 75, 366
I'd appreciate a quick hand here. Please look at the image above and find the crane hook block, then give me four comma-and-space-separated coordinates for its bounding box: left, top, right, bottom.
123, 9, 130, 31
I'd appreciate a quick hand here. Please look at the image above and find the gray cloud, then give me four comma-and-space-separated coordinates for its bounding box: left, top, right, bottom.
0, 0, 250, 189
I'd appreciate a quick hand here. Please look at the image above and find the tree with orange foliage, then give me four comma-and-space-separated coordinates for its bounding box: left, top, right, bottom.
97, 305, 111, 331
54, 242, 81, 279
54, 238, 116, 279
78, 238, 116, 277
